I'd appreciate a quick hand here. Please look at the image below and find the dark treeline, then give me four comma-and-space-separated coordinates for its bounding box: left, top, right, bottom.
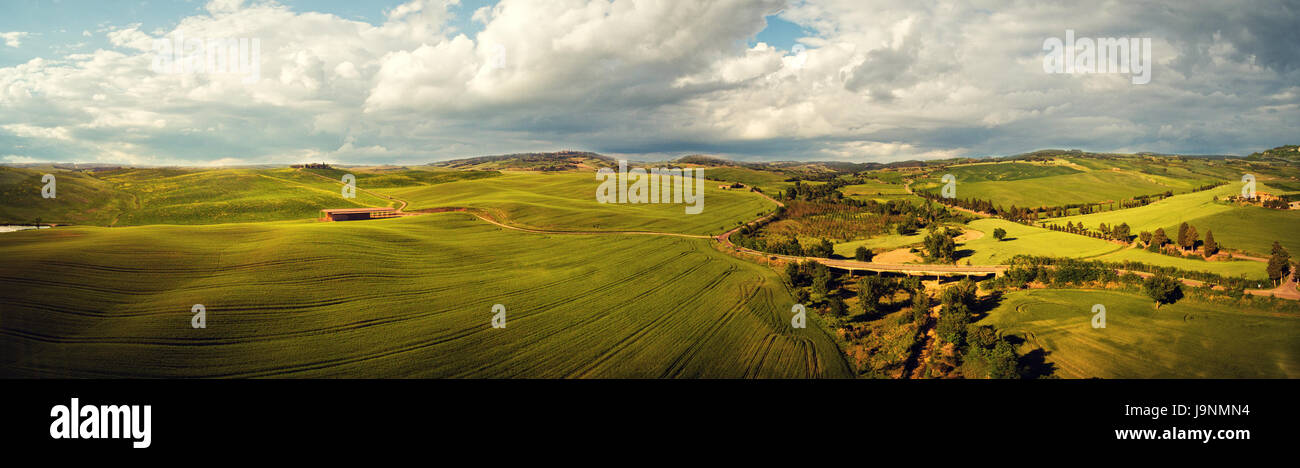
1043, 220, 1131, 242
994, 255, 1256, 291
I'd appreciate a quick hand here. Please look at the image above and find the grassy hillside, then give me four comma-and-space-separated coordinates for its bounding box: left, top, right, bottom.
961, 218, 1267, 279
0, 167, 135, 226
960, 218, 1125, 264
841, 181, 910, 202
0, 213, 851, 378
913, 162, 1201, 208
386, 171, 776, 236
0, 166, 395, 226
1051, 184, 1300, 256
98, 168, 394, 225
700, 166, 796, 194
980, 289, 1299, 378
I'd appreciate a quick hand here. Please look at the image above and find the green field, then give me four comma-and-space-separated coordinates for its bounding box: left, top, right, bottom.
961, 218, 1267, 279
979, 289, 1300, 378
1052, 184, 1300, 257
832, 232, 926, 258
0, 166, 394, 226
960, 218, 1125, 264
700, 167, 795, 194
841, 182, 910, 202
0, 213, 850, 378
2, 152, 1294, 380
386, 171, 775, 236
913, 161, 1214, 208
0, 167, 136, 226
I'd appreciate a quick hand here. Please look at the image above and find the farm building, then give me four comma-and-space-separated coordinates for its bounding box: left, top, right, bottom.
320, 207, 399, 221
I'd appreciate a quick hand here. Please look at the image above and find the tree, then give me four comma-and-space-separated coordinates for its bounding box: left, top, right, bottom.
1142, 274, 1183, 308
828, 297, 847, 317
910, 292, 931, 323
1267, 241, 1292, 286
924, 230, 957, 263
1202, 230, 1218, 257
1113, 223, 1131, 242
1177, 222, 1190, 250
936, 303, 970, 347
1181, 224, 1198, 251
1139, 231, 1152, 246
812, 273, 831, 296
854, 246, 874, 262
784, 262, 806, 287
858, 276, 888, 315
1150, 228, 1169, 249
985, 340, 1020, 379
807, 238, 834, 258
993, 227, 1007, 241
966, 324, 998, 349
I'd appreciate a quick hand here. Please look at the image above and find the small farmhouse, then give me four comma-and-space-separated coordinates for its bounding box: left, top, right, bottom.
320, 207, 399, 221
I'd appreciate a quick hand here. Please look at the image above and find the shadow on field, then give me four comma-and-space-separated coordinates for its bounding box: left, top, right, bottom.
1003, 335, 1058, 379
1018, 348, 1058, 379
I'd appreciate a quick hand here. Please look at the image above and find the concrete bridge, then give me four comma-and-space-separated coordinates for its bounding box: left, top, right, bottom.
816, 258, 1006, 278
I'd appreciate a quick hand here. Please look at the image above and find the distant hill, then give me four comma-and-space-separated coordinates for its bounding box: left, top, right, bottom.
429, 151, 616, 171
1246, 145, 1300, 161
1004, 149, 1239, 162
674, 154, 737, 167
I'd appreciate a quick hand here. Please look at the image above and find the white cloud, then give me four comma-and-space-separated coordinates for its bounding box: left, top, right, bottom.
1, 32, 30, 48
0, 0, 1296, 166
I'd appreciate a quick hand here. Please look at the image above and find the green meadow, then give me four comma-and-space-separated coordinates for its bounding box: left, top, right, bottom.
0, 166, 394, 226
841, 182, 910, 202
959, 218, 1124, 264
0, 167, 136, 226
700, 166, 796, 194
0, 213, 850, 378
832, 232, 926, 258
1052, 184, 1300, 257
980, 289, 1300, 378
913, 161, 1214, 208
960, 218, 1267, 279
1, 151, 1294, 380
386, 171, 775, 236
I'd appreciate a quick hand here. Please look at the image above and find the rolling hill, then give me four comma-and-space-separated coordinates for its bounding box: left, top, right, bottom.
0, 213, 851, 378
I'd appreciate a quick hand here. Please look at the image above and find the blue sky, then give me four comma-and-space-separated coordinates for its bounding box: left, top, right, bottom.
1, 1, 805, 67
0, 0, 498, 66
0, 0, 1296, 165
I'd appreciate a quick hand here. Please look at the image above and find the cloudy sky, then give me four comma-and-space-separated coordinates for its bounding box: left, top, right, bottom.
0, 0, 1297, 166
